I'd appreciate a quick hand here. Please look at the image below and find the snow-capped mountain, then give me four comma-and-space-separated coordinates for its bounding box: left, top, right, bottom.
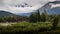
11, 0, 60, 16
16, 1, 60, 16
39, 1, 60, 14
47, 7, 60, 14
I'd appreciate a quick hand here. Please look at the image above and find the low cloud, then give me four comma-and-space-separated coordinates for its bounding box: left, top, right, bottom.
0, 0, 56, 13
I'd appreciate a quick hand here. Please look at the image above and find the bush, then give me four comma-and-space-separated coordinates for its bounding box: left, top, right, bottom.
52, 15, 59, 30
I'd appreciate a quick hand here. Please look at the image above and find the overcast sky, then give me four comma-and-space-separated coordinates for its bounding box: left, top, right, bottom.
0, 0, 56, 14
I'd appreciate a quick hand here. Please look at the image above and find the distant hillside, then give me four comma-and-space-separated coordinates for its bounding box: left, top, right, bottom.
0, 10, 15, 16
16, 13, 30, 16
47, 7, 60, 15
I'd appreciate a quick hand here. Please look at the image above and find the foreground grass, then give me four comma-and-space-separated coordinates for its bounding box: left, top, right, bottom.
0, 22, 60, 34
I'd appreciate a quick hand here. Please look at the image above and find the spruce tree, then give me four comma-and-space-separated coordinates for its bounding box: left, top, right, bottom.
41, 10, 47, 22
29, 9, 40, 23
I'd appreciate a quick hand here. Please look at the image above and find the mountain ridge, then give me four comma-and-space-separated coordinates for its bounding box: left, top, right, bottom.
0, 10, 16, 16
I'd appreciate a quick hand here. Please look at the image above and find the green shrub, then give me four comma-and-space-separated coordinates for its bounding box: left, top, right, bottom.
52, 15, 59, 30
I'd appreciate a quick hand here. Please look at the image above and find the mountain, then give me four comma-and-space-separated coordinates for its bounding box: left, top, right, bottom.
10, 1, 60, 16
0, 10, 31, 16
0, 10, 15, 16
47, 7, 60, 14
16, 1, 60, 16
39, 1, 60, 14
16, 13, 30, 16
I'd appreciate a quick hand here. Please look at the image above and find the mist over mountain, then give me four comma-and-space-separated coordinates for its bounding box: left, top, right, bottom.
16, 1, 60, 16
0, 1, 60, 16
39, 1, 60, 15
47, 7, 60, 14
16, 13, 30, 16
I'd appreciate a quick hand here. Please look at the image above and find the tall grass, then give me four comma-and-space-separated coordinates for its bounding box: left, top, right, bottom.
0, 22, 52, 34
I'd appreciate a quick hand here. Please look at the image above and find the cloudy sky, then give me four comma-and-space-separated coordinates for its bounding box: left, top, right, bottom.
0, 0, 56, 14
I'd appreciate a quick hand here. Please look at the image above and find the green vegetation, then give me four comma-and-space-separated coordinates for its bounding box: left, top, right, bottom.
0, 16, 28, 22
0, 22, 52, 34
29, 10, 40, 22
0, 10, 60, 34
52, 15, 59, 30
40, 10, 48, 22
0, 22, 60, 34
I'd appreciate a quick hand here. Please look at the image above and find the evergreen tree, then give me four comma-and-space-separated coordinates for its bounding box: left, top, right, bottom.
52, 15, 59, 30
29, 12, 37, 22
29, 10, 40, 23
41, 10, 47, 22
36, 10, 40, 22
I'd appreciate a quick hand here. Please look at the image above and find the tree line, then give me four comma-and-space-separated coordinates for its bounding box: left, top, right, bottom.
0, 16, 28, 22
29, 9, 60, 22
29, 9, 60, 29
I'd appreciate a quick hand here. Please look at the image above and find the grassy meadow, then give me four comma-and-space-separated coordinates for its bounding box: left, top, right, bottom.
0, 21, 60, 34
